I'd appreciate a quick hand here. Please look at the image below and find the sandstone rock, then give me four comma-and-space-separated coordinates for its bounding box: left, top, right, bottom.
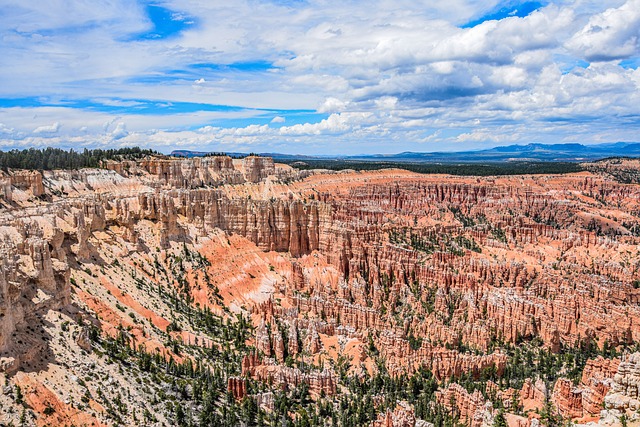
0, 224, 70, 371
106, 156, 245, 188
242, 354, 336, 397
552, 378, 584, 418
371, 402, 417, 427
520, 379, 547, 412
436, 383, 488, 427
0, 177, 12, 201
604, 353, 640, 413
1, 157, 640, 424
9, 170, 44, 196
254, 320, 272, 358
242, 156, 275, 183
75, 328, 92, 352
228, 377, 247, 400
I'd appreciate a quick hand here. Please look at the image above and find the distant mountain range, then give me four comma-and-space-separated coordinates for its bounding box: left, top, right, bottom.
171, 142, 640, 163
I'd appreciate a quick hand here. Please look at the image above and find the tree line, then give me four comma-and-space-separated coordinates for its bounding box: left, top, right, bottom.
0, 147, 158, 171
282, 159, 583, 176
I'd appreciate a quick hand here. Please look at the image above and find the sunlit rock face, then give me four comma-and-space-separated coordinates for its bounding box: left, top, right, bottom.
1, 156, 640, 426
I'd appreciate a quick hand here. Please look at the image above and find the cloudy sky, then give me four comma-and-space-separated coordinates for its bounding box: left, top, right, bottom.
0, 0, 639, 155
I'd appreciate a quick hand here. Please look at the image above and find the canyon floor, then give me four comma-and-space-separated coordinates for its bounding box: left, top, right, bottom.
1, 155, 640, 427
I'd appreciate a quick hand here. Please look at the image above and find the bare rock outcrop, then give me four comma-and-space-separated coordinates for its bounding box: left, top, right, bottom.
0, 225, 71, 372
372, 402, 418, 427
242, 156, 275, 183
242, 354, 336, 397
106, 155, 246, 188
436, 383, 488, 427
228, 377, 247, 400
604, 353, 640, 412
552, 378, 585, 418
520, 379, 547, 412
10, 170, 44, 197
1, 158, 640, 425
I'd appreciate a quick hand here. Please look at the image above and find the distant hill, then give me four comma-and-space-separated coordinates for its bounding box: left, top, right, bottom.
171, 142, 640, 163
347, 142, 640, 163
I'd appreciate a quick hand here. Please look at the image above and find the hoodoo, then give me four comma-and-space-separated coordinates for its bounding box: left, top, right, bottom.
1, 155, 639, 427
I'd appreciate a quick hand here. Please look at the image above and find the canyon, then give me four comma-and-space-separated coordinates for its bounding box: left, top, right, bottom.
0, 155, 639, 427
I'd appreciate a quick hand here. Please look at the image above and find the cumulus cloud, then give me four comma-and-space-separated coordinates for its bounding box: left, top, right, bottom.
111, 122, 128, 139
318, 97, 348, 113
375, 97, 399, 110
0, 0, 639, 154
456, 129, 513, 143
0, 123, 15, 134
278, 112, 371, 136
566, 0, 640, 61
33, 122, 61, 134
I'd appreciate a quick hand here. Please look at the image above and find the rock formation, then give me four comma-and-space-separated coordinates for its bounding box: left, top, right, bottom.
372, 402, 418, 427
242, 156, 275, 183
0, 156, 639, 425
436, 383, 488, 427
604, 353, 640, 413
242, 354, 336, 397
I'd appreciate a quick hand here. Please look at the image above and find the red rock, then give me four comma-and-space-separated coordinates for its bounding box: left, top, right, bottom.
436, 383, 487, 427
2, 157, 640, 424
228, 377, 247, 400
371, 402, 417, 427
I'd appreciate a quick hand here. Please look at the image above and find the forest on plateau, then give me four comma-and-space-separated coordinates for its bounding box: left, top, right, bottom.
0, 147, 158, 171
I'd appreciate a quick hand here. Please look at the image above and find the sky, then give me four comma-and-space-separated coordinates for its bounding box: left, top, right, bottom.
0, 0, 639, 155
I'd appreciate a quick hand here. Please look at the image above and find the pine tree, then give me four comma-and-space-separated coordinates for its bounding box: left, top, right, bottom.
494, 409, 507, 427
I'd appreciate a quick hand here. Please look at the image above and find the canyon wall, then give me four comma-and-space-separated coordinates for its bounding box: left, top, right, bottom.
1, 157, 640, 426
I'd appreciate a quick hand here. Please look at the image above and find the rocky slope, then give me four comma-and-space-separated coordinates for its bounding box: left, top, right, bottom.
0, 155, 639, 426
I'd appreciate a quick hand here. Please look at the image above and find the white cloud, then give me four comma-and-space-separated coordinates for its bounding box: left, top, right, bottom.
488, 66, 528, 88
279, 112, 372, 136
92, 98, 145, 108
0, 0, 638, 154
374, 97, 399, 110
0, 106, 266, 137
0, 123, 15, 134
318, 97, 348, 113
566, 0, 640, 61
226, 124, 270, 136
456, 129, 513, 143
111, 122, 128, 139
33, 122, 61, 134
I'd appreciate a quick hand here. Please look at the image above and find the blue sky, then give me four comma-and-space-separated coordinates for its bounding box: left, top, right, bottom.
0, 0, 639, 155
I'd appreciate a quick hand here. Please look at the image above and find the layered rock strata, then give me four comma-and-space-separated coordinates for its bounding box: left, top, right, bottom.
1, 157, 640, 425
